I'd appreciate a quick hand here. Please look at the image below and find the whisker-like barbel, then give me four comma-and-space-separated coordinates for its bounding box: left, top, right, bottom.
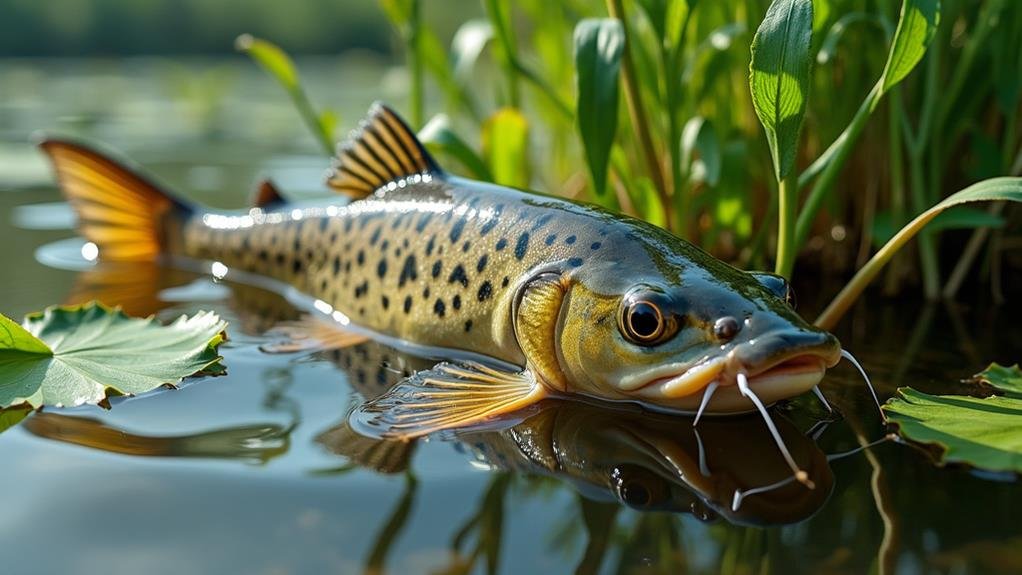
737, 372, 813, 489
692, 381, 720, 427
811, 385, 833, 413
840, 349, 886, 422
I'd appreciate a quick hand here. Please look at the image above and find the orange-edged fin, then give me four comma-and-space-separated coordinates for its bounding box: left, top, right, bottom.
326, 101, 442, 198
250, 178, 287, 209
259, 314, 369, 353
349, 362, 546, 440
316, 420, 416, 474
37, 138, 193, 261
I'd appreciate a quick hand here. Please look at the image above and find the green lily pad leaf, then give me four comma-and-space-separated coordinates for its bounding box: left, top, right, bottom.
969, 363, 1022, 399
0, 302, 227, 410
884, 364, 1022, 473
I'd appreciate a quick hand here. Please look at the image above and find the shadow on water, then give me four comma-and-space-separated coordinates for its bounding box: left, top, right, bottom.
3, 228, 1021, 574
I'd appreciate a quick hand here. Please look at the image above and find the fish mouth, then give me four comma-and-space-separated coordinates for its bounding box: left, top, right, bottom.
622, 331, 841, 413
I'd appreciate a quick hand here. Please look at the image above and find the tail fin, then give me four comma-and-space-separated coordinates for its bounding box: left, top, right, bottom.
37, 138, 193, 261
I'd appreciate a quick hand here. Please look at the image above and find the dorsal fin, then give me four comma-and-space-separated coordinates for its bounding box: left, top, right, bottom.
250, 178, 286, 208
326, 102, 442, 198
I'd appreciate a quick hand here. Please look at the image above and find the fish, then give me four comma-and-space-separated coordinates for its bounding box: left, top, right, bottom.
39, 102, 844, 459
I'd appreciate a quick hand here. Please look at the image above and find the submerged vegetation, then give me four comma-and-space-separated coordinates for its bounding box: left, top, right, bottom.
242, 0, 1022, 324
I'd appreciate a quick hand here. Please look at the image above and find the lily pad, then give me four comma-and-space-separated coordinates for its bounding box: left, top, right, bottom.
884, 363, 1022, 473
0, 302, 227, 410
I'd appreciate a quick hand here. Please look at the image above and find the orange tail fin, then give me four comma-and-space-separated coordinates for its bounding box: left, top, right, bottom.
37, 138, 193, 261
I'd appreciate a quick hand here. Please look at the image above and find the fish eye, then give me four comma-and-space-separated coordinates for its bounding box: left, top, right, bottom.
619, 291, 677, 346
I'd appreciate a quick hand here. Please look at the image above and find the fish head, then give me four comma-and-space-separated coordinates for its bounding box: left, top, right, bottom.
554, 259, 841, 413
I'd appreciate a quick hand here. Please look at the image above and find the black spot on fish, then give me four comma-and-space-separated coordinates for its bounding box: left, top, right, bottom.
258, 250, 268, 261
356, 369, 366, 385
565, 235, 576, 245
431, 260, 443, 278
462, 241, 471, 252
434, 299, 446, 317
416, 213, 433, 232
464, 320, 473, 332
377, 259, 388, 278
450, 218, 466, 243
448, 264, 469, 288
345, 261, 351, 273
275, 253, 285, 265
403, 296, 413, 313
452, 295, 461, 310
381, 295, 390, 310
502, 276, 509, 287
425, 236, 436, 256
477, 281, 493, 301
403, 238, 409, 249
423, 286, 431, 299
357, 250, 365, 266
292, 236, 301, 252
381, 239, 390, 251
319, 218, 329, 232
332, 256, 341, 275
476, 254, 488, 273
344, 219, 353, 233
568, 257, 584, 267
376, 367, 388, 386
399, 255, 418, 287
292, 259, 303, 274
354, 280, 369, 298
320, 278, 329, 291
514, 233, 530, 260
395, 247, 402, 258
370, 226, 382, 245
544, 234, 557, 246
591, 241, 602, 250
495, 238, 507, 251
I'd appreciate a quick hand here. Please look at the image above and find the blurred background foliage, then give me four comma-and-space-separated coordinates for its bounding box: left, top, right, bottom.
1, 0, 1020, 305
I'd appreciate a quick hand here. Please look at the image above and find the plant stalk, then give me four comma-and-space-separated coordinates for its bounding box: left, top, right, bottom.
774, 171, 799, 278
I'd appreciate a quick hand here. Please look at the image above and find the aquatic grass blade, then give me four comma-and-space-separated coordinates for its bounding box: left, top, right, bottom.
573, 18, 625, 200
815, 177, 1022, 330
880, 0, 941, 93
748, 0, 813, 182
236, 34, 335, 156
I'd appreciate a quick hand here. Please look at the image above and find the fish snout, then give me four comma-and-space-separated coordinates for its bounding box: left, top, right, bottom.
727, 329, 841, 378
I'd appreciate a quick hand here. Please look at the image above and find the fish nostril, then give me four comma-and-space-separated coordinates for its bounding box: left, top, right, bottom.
713, 316, 740, 341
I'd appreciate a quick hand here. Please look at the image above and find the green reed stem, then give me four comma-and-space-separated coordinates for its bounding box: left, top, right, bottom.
775, 171, 799, 278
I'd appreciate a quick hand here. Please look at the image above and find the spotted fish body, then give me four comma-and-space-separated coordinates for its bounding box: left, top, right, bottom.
41, 102, 843, 443
183, 175, 652, 365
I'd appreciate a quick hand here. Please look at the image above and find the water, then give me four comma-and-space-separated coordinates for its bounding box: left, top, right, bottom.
1, 59, 1021, 575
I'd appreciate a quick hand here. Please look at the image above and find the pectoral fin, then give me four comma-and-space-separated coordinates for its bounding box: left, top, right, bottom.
350, 362, 547, 440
